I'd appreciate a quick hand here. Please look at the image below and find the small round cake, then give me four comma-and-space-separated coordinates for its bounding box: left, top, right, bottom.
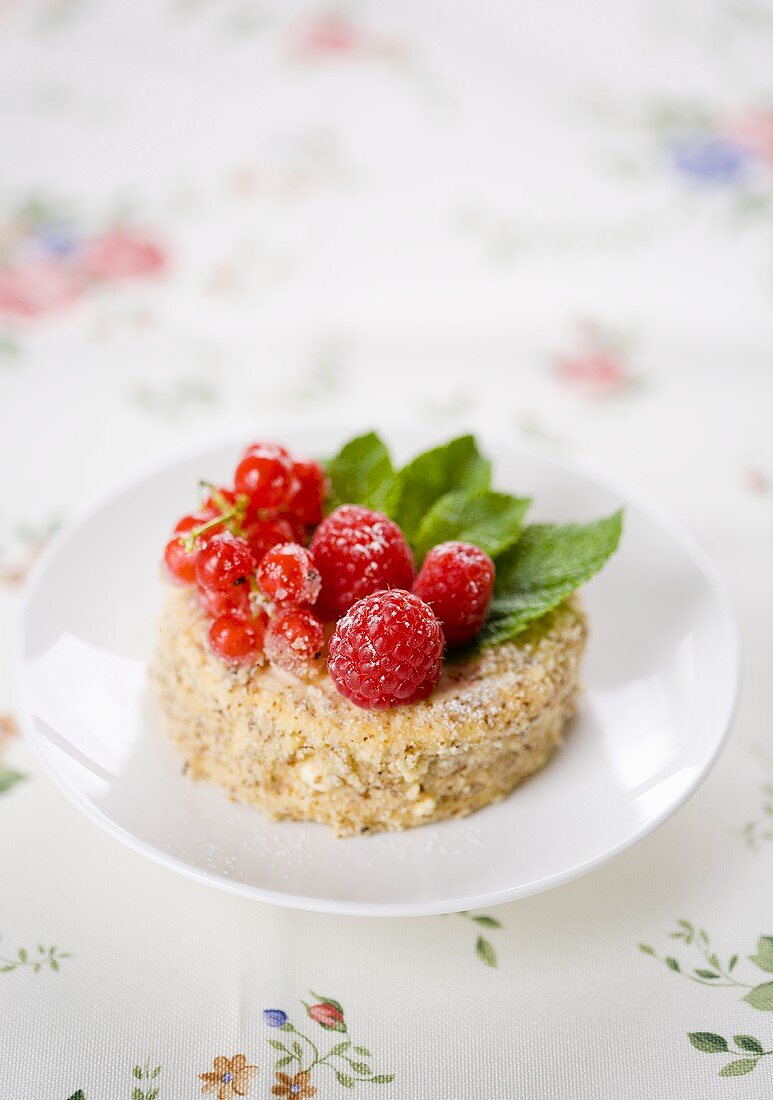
152, 586, 587, 836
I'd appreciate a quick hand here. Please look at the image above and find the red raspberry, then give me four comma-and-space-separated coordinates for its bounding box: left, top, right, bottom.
288, 457, 326, 526
327, 590, 444, 710
265, 608, 324, 675
256, 542, 321, 608
195, 533, 256, 593
309, 505, 415, 619
243, 515, 297, 563
413, 541, 495, 647
234, 444, 299, 510
208, 609, 267, 665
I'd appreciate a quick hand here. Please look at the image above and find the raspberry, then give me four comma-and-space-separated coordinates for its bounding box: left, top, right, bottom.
309, 505, 415, 619
265, 608, 324, 675
288, 458, 326, 526
327, 590, 444, 710
413, 541, 495, 647
256, 543, 321, 607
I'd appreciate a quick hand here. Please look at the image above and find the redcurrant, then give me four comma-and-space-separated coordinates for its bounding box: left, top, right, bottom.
256, 543, 321, 607
195, 533, 256, 593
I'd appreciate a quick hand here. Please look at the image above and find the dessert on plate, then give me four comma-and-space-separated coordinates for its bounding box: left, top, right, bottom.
152, 433, 621, 835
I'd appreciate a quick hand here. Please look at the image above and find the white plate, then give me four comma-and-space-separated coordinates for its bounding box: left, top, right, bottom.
15, 426, 739, 916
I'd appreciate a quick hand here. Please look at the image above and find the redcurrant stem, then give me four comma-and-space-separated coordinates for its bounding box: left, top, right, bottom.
181, 506, 239, 551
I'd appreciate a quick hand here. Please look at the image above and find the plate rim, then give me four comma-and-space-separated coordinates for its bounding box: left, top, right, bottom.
13, 421, 742, 916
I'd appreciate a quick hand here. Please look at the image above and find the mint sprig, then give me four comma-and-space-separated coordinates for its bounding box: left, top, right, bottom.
477, 513, 623, 647
326, 432, 394, 513
413, 489, 531, 565
382, 435, 491, 541
324, 433, 623, 649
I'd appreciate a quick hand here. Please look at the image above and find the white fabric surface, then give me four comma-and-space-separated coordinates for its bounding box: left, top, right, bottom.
1, 1, 772, 1096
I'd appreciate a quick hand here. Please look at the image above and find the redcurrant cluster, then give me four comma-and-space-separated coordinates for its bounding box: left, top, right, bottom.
162, 440, 497, 708
163, 442, 326, 674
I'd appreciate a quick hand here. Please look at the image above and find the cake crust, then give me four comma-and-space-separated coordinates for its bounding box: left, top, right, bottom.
152, 587, 587, 836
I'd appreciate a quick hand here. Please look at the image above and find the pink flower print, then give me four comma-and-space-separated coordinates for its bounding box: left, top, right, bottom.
553, 323, 635, 398
291, 13, 405, 62
82, 230, 166, 281
295, 14, 361, 55
0, 257, 81, 318
743, 468, 770, 494
724, 110, 773, 169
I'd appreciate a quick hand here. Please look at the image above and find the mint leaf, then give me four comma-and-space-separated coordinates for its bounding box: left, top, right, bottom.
413, 489, 530, 563
325, 432, 394, 512
385, 436, 491, 540
477, 511, 623, 647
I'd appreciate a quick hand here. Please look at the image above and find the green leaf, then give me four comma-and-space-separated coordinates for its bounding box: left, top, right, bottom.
694, 969, 720, 979
268, 1039, 288, 1051
743, 982, 773, 1010
17, 948, 27, 963
0, 766, 25, 795
147, 1090, 158, 1100
309, 990, 345, 1016
719, 1059, 758, 1077
132, 1088, 144, 1100
749, 936, 773, 973
688, 1033, 728, 1053
354, 1046, 371, 1057
330, 1042, 351, 1056
385, 435, 491, 540
371, 1075, 395, 1084
348, 1061, 371, 1075
49, 958, 59, 972
477, 512, 623, 647
335, 1071, 355, 1088
734, 1035, 764, 1054
276, 1055, 293, 1068
729, 954, 738, 971
150, 1067, 162, 1080
133, 1067, 142, 1080
665, 957, 680, 972
638, 944, 655, 956
471, 915, 502, 929
292, 1041, 303, 1057
67, 1093, 86, 1100
476, 935, 497, 968
325, 433, 394, 512
412, 489, 530, 563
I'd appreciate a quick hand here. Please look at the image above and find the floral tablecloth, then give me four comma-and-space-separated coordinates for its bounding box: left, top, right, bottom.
2, 1, 773, 1096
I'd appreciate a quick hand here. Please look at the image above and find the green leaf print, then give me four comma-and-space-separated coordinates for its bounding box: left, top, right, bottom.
749, 936, 773, 973
719, 1059, 758, 1077
743, 982, 773, 1011
688, 1033, 728, 1053
645, 923, 773, 1080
